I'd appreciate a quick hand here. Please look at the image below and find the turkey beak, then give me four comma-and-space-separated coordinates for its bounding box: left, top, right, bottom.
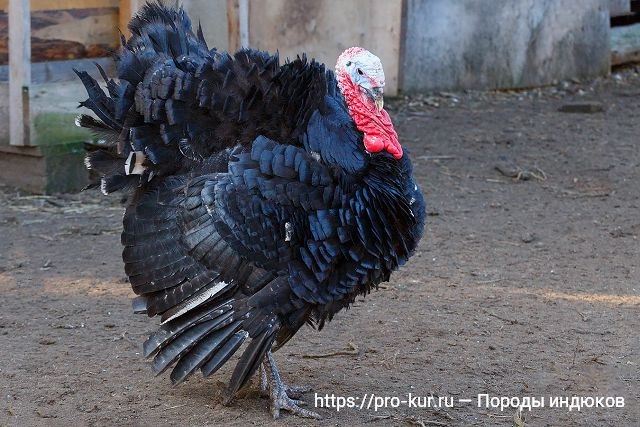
372, 87, 384, 111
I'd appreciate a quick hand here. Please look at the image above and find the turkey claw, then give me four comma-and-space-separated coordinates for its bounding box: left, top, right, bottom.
270, 383, 320, 419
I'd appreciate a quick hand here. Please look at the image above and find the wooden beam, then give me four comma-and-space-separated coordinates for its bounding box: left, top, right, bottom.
397, 0, 408, 93
238, 0, 249, 47
0, 57, 116, 84
227, 0, 241, 52
119, 0, 140, 37
9, 0, 30, 146
119, 1, 184, 37
1, 7, 120, 66
368, 0, 403, 96
609, 0, 631, 17
246, 0, 403, 96
0, 0, 119, 12
611, 23, 640, 66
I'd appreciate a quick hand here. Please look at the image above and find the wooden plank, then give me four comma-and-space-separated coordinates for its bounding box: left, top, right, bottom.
0, 146, 47, 193
9, 0, 30, 146
238, 0, 248, 47
0, 0, 118, 12
118, 0, 186, 38
226, 0, 240, 52
397, 0, 408, 92
0, 8, 119, 65
367, 1, 403, 96
119, 0, 141, 36
119, 0, 175, 36
609, 0, 631, 17
182, 0, 228, 50
611, 22, 640, 65
0, 57, 115, 83
0, 144, 42, 157
248, 0, 402, 96
119, 0, 132, 35
0, 143, 88, 194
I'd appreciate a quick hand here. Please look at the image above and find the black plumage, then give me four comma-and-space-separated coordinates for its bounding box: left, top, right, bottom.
76, 1, 425, 408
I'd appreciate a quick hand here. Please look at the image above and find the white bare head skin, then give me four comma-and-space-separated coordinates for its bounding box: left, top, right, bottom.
335, 47, 386, 111
334, 47, 403, 159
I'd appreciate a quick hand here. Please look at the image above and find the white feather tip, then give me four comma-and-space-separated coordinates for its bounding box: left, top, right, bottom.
100, 178, 109, 195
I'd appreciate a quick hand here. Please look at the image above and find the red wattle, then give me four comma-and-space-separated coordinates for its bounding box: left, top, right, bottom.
336, 71, 403, 160
364, 134, 385, 153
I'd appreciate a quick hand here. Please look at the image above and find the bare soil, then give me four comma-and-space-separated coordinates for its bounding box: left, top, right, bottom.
1, 72, 639, 427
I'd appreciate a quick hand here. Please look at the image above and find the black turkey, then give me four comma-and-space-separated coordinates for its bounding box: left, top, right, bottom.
76, 1, 425, 419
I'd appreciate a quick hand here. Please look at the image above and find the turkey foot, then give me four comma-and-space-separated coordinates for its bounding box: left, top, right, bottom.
260, 362, 311, 399
265, 351, 320, 419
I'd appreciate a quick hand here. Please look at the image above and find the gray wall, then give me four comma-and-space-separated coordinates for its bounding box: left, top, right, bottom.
402, 0, 611, 92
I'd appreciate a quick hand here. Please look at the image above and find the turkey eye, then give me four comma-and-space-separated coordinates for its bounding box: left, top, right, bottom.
345, 61, 352, 66
357, 68, 364, 75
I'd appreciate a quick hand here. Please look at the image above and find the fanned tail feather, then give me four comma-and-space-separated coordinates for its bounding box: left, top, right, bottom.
170, 321, 244, 384
224, 323, 277, 403
199, 331, 247, 377
76, 2, 213, 195
143, 297, 279, 392
76, 1, 318, 197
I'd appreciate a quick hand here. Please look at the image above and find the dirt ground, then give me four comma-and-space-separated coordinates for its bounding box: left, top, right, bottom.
1, 70, 639, 427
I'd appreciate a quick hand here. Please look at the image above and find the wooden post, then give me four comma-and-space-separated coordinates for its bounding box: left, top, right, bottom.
9, 0, 31, 146
119, 1, 184, 37
227, 0, 241, 52
119, 0, 141, 37
397, 0, 408, 94
368, 1, 403, 96
238, 0, 249, 47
